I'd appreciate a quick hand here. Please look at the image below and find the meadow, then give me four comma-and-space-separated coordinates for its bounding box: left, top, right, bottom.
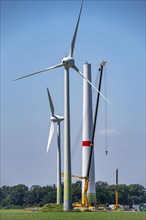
0, 209, 145, 220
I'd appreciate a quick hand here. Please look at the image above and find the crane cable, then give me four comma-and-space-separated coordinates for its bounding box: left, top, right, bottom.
71, 69, 100, 160
71, 64, 109, 159
104, 65, 108, 155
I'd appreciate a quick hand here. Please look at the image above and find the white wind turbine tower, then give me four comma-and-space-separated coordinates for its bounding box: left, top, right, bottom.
46, 88, 64, 205
14, 1, 110, 211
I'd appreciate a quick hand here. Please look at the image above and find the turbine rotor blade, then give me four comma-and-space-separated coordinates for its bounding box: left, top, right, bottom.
69, 0, 83, 57
46, 122, 55, 153
72, 65, 111, 104
47, 88, 55, 116
14, 63, 63, 81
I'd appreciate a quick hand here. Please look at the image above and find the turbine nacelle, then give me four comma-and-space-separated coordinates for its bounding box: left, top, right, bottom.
62, 57, 75, 68
50, 115, 64, 123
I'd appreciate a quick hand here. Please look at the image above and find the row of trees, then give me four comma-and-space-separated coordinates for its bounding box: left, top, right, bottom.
0, 181, 145, 209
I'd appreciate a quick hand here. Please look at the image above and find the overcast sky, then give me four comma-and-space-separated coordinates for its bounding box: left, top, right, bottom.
1, 0, 145, 188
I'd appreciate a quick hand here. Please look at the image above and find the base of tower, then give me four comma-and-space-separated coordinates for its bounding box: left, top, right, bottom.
81, 192, 96, 207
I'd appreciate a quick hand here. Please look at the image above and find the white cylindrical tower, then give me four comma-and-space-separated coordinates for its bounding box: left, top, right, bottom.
64, 67, 72, 211
82, 62, 96, 205
56, 122, 62, 204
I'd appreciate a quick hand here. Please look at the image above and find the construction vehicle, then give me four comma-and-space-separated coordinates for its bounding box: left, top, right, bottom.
62, 61, 107, 208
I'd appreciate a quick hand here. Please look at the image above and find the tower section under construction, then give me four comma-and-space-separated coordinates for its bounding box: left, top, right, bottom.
82, 62, 96, 205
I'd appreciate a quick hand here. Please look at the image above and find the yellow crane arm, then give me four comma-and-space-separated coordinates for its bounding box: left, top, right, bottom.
62, 173, 89, 207
61, 173, 85, 180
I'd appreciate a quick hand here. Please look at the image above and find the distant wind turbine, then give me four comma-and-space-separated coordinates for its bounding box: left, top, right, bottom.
46, 88, 64, 205
14, 0, 110, 211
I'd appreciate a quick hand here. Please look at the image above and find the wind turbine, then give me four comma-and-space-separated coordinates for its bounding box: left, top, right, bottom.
46, 88, 64, 205
14, 1, 110, 211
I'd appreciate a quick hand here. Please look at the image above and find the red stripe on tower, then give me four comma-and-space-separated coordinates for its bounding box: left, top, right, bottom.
82, 141, 91, 146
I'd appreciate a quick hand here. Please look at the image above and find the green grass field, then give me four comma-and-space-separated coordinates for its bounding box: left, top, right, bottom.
0, 209, 145, 220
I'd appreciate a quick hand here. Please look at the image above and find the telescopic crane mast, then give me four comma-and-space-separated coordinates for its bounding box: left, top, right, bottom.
115, 168, 119, 210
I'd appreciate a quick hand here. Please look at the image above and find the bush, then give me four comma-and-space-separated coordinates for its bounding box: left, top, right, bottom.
40, 203, 63, 212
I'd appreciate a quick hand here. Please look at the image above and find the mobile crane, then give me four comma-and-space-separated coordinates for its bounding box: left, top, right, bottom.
62, 61, 107, 208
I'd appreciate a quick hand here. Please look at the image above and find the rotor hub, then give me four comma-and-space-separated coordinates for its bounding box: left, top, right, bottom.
62, 56, 75, 68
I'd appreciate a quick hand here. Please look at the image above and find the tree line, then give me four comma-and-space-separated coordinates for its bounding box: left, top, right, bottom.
0, 181, 145, 209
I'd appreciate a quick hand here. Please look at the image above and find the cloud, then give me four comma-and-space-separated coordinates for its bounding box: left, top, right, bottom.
98, 129, 122, 136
